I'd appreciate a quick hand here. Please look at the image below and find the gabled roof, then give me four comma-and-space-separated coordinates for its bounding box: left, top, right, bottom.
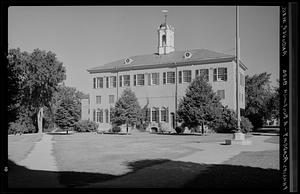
87, 48, 247, 73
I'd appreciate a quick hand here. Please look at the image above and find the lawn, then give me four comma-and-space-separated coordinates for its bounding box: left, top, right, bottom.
8, 133, 43, 162
52, 133, 233, 175
7, 132, 280, 189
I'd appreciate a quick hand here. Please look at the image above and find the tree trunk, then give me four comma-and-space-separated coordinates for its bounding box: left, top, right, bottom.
126, 123, 128, 134
201, 123, 204, 134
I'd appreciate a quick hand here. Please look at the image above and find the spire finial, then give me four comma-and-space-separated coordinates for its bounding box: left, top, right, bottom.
162, 10, 168, 25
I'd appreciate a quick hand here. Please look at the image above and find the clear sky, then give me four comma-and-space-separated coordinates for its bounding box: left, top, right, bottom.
8, 6, 279, 94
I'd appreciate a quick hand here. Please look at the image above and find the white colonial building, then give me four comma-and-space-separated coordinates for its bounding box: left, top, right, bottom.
82, 20, 247, 132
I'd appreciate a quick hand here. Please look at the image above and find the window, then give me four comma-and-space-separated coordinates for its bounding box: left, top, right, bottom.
161, 107, 169, 122
217, 90, 225, 99
106, 77, 109, 88
93, 78, 96, 89
137, 74, 145, 86
162, 35, 166, 46
183, 70, 192, 83
151, 73, 159, 85
105, 109, 109, 123
119, 75, 122, 87
213, 68, 227, 81
199, 69, 209, 81
109, 95, 114, 104
97, 77, 103, 88
110, 76, 116, 88
96, 109, 103, 123
179, 71, 182, 83
123, 75, 130, 86
96, 96, 101, 104
240, 73, 245, 87
164, 71, 175, 84
152, 108, 159, 122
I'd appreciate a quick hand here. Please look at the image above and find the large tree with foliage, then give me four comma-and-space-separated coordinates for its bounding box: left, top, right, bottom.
245, 72, 276, 129
266, 80, 280, 122
44, 85, 85, 131
177, 75, 223, 133
110, 88, 142, 133
55, 98, 80, 133
7, 48, 66, 133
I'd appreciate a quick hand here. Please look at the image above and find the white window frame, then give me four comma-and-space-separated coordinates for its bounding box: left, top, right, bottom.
182, 70, 192, 83
96, 95, 101, 104
136, 74, 145, 86
151, 73, 159, 85
213, 67, 227, 82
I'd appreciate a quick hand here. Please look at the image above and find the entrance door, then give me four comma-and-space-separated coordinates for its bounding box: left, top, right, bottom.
170, 112, 175, 129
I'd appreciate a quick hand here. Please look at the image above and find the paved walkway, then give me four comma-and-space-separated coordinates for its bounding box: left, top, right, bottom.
174, 135, 278, 164
18, 134, 58, 171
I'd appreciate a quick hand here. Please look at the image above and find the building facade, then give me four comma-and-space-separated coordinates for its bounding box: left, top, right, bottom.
85, 21, 247, 132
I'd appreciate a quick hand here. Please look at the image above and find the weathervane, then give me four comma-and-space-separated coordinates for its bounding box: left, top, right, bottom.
162, 9, 168, 25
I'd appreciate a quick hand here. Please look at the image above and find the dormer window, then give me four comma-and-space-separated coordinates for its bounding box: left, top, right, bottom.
124, 58, 133, 64
184, 51, 192, 59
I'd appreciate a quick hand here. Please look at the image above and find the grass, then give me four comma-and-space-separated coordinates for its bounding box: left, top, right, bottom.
8, 133, 43, 162
8, 132, 280, 189
223, 150, 279, 170
52, 133, 232, 175
264, 136, 279, 144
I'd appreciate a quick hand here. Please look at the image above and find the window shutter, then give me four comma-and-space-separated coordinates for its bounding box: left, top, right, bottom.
179, 71, 182, 83
166, 108, 169, 123
148, 73, 151, 85
195, 70, 199, 77
134, 75, 136, 86
119, 75, 122, 87
163, 72, 166, 84
213, 69, 217, 81
93, 78, 96, 88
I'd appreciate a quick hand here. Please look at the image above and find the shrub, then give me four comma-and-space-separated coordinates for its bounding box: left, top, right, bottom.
158, 122, 172, 133
8, 122, 26, 135
74, 120, 98, 132
240, 116, 253, 133
175, 126, 185, 134
112, 125, 121, 133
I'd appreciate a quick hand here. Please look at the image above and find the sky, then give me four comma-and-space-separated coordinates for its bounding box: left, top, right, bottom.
8, 6, 279, 94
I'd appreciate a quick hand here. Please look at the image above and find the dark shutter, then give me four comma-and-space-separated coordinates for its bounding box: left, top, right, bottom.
93, 78, 96, 89
163, 72, 166, 84
119, 75, 122, 87
179, 71, 182, 83
134, 75, 136, 86
195, 70, 199, 77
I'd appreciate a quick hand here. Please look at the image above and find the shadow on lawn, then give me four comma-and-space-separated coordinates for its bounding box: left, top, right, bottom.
7, 159, 280, 191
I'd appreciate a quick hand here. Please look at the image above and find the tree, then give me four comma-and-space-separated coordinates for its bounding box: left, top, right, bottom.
7, 48, 66, 133
110, 88, 142, 133
55, 98, 80, 133
177, 75, 223, 134
266, 80, 280, 122
245, 72, 274, 129
45, 85, 84, 131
